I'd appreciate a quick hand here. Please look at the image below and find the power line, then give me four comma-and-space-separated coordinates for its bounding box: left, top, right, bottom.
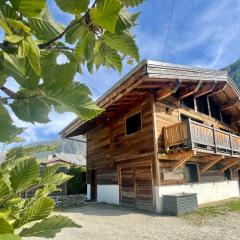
161, 0, 176, 64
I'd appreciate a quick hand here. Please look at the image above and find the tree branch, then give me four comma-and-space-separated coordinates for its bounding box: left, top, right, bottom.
38, 0, 97, 49
0, 86, 17, 99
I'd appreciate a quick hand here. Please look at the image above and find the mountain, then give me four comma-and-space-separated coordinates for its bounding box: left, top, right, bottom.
222, 58, 240, 88
24, 136, 86, 160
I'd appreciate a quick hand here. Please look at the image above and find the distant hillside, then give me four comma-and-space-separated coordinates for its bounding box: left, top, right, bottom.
25, 136, 86, 160
222, 59, 240, 88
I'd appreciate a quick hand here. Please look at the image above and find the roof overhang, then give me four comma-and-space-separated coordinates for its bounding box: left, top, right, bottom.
60, 60, 240, 138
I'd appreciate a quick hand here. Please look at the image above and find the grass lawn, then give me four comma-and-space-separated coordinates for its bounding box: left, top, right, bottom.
194, 198, 240, 216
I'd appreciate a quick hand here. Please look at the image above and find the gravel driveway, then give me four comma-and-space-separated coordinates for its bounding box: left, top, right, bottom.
25, 203, 240, 240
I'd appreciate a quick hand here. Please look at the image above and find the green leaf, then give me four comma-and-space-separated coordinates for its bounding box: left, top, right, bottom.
11, 98, 50, 124
75, 28, 95, 62
0, 180, 10, 203
18, 38, 29, 58
0, 11, 12, 34
55, 0, 89, 14
120, 0, 144, 7
0, 217, 13, 234
4, 35, 23, 44
41, 172, 72, 185
20, 215, 81, 238
90, 0, 123, 32
6, 18, 30, 33
4, 52, 25, 80
0, 234, 20, 240
105, 48, 122, 72
9, 157, 39, 193
15, 197, 54, 228
10, 0, 46, 17
26, 37, 41, 75
45, 86, 103, 120
29, 8, 64, 41
115, 10, 139, 31
103, 31, 139, 61
42, 63, 77, 89
1, 4, 17, 19
0, 103, 23, 143
65, 21, 87, 44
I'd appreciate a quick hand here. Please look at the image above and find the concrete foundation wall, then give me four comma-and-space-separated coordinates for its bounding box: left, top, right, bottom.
87, 184, 91, 200
97, 185, 119, 205
155, 180, 240, 213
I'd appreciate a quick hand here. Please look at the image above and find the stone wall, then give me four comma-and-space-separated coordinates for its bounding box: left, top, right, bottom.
51, 194, 86, 208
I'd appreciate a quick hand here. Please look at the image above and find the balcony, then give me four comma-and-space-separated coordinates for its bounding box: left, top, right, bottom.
163, 119, 240, 157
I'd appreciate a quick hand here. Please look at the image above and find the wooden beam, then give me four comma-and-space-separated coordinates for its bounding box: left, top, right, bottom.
194, 82, 216, 98
233, 165, 240, 173
178, 81, 202, 100
200, 156, 224, 173
166, 150, 196, 171
218, 160, 239, 173
208, 81, 227, 97
220, 98, 240, 112
155, 80, 181, 100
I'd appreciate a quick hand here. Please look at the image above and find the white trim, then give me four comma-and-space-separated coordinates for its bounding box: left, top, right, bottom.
97, 185, 119, 205
155, 181, 240, 213
87, 184, 91, 200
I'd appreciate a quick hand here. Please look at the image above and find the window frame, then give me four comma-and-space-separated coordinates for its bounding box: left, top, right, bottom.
125, 111, 143, 137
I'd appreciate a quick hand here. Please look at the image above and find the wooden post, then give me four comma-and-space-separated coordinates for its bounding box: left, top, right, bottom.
187, 118, 193, 149
229, 133, 233, 156
212, 124, 217, 153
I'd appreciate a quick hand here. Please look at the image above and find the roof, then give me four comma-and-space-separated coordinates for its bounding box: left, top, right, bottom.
61, 59, 240, 137
41, 153, 86, 166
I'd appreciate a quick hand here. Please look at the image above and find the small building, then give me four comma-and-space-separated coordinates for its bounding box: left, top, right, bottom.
61, 60, 240, 213
40, 153, 86, 195
42, 153, 86, 167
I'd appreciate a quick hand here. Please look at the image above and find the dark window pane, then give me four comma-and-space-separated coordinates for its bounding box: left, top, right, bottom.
185, 164, 198, 183
126, 112, 142, 135
181, 95, 194, 109
209, 97, 221, 121
196, 95, 209, 115
224, 169, 231, 180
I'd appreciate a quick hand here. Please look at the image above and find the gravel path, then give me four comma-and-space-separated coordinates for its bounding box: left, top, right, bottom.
25, 203, 240, 240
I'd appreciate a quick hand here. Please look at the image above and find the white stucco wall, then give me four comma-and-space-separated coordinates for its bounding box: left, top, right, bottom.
87, 184, 91, 200
97, 185, 119, 205
155, 180, 240, 213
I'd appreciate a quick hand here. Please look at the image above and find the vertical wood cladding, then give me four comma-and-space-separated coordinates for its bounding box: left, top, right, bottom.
120, 164, 154, 211
87, 98, 155, 169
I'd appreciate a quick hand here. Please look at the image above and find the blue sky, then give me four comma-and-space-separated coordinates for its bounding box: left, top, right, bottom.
3, 0, 240, 147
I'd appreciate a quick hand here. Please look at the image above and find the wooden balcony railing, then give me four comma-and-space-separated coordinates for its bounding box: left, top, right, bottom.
163, 119, 240, 156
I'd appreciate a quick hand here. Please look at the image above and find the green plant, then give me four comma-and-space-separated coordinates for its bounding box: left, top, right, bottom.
0, 0, 143, 143
67, 167, 86, 195
0, 148, 80, 239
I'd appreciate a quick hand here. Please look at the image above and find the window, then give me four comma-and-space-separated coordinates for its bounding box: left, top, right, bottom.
196, 95, 209, 115
224, 169, 232, 180
126, 112, 142, 135
209, 96, 221, 121
181, 95, 195, 109
185, 164, 199, 183
221, 112, 231, 125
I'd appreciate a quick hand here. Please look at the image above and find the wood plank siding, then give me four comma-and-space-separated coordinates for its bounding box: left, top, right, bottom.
61, 60, 240, 211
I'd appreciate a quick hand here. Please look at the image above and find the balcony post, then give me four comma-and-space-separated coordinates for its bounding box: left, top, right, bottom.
212, 124, 217, 153
187, 118, 193, 149
229, 133, 233, 156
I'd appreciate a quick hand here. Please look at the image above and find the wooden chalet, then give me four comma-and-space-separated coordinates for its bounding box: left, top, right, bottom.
61, 60, 240, 212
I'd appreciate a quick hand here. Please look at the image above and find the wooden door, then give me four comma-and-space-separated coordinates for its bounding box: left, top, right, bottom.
120, 167, 135, 207
120, 164, 154, 210
90, 170, 97, 201
135, 165, 154, 210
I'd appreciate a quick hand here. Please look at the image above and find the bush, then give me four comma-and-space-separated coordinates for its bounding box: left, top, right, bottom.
67, 167, 87, 195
